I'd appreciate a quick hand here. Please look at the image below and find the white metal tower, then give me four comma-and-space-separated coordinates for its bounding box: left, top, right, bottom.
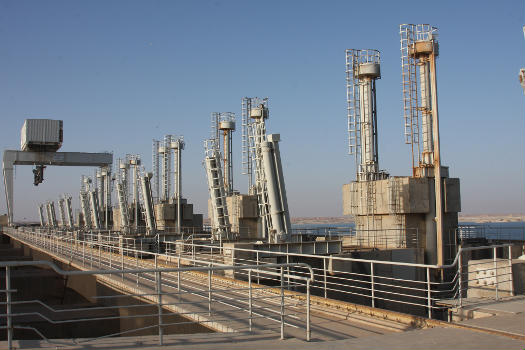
159, 135, 172, 202
211, 112, 236, 196
346, 49, 387, 182
169, 136, 185, 234
242, 100, 291, 243
128, 155, 141, 231
47, 201, 58, 228
38, 204, 46, 227
140, 171, 157, 235
96, 166, 112, 229
64, 194, 74, 228
58, 196, 67, 227
79, 176, 92, 229
89, 189, 101, 230
116, 181, 130, 234
260, 134, 291, 242
152, 139, 160, 203
242, 97, 268, 193
400, 24, 440, 171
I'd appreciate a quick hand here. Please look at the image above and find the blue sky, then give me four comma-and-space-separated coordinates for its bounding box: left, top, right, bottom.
1, 0, 524, 221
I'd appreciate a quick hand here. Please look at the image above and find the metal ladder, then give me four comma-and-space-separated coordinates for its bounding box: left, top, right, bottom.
205, 140, 231, 240
241, 98, 253, 190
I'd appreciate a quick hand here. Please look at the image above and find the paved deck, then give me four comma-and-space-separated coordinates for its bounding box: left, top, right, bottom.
5, 325, 524, 350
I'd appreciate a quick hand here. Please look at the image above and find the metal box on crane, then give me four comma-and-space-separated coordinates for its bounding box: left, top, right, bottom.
20, 119, 63, 152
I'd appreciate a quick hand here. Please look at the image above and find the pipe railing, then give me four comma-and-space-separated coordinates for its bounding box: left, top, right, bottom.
3, 227, 516, 323
0, 253, 314, 350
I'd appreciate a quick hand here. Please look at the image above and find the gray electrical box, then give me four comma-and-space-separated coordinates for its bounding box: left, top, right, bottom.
21, 119, 63, 152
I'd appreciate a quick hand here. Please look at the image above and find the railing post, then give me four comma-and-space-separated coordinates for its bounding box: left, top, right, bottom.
120, 241, 124, 281
508, 245, 514, 296
82, 239, 85, 267
323, 257, 327, 298
286, 254, 290, 290
427, 267, 432, 319
306, 278, 311, 342
208, 264, 212, 316
156, 271, 163, 346
256, 251, 260, 285
370, 262, 375, 308
177, 257, 181, 300
248, 269, 253, 332
135, 250, 139, 287
6, 266, 13, 350
280, 266, 285, 340
98, 238, 101, 267
458, 251, 463, 308
90, 236, 93, 268
493, 246, 499, 300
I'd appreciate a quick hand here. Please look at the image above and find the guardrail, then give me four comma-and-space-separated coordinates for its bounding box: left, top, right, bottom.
161, 239, 516, 318
456, 224, 525, 242
2, 227, 518, 327
1, 228, 315, 350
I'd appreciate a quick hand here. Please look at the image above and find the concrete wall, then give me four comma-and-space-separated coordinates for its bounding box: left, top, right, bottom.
155, 201, 203, 231
467, 259, 525, 298
208, 194, 259, 239
342, 175, 461, 264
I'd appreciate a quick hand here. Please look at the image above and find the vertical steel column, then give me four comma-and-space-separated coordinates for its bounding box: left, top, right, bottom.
6, 266, 12, 350
121, 239, 124, 281
427, 267, 432, 318
306, 278, 311, 342
280, 266, 285, 340
176, 141, 182, 235
248, 269, 253, 332
257, 252, 260, 284
429, 49, 444, 267
156, 271, 163, 346
508, 245, 514, 296
493, 247, 499, 300
133, 164, 138, 231
208, 265, 212, 316
371, 262, 375, 308
177, 257, 181, 300
458, 252, 463, 308
323, 258, 328, 298
136, 250, 139, 287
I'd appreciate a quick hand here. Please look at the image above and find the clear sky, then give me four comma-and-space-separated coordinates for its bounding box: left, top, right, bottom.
1, 0, 524, 221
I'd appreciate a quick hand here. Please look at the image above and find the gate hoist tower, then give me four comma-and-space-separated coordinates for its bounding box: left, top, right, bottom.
151, 135, 203, 233
342, 26, 461, 265
211, 112, 236, 196
245, 101, 291, 243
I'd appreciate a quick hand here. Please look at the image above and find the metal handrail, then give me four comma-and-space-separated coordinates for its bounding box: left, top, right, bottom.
0, 233, 315, 349
3, 227, 516, 326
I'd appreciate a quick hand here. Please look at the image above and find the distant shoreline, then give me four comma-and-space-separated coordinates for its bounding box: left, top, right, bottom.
290, 214, 525, 226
